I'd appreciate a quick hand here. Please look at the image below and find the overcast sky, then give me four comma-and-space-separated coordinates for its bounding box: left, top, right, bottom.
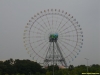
0, 0, 100, 66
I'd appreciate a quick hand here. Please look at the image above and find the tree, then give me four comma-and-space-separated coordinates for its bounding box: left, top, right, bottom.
46, 71, 52, 75
89, 64, 100, 72
68, 65, 74, 71
47, 65, 59, 71
0, 58, 100, 75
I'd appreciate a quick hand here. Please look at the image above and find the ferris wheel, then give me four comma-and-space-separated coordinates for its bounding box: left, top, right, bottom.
23, 9, 83, 67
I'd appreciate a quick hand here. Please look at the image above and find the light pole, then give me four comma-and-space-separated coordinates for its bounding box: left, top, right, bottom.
85, 58, 89, 74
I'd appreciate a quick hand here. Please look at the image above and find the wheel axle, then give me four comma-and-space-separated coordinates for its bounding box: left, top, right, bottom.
49, 33, 58, 42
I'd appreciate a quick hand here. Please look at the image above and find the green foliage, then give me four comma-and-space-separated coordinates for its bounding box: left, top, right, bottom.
47, 65, 59, 71
68, 65, 74, 71
35, 72, 41, 75
0, 59, 100, 75
0, 59, 44, 75
46, 71, 52, 75
16, 73, 20, 75
21, 74, 25, 75
0, 72, 2, 75
5, 74, 9, 75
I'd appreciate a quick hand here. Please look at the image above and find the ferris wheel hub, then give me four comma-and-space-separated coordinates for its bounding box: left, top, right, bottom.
49, 33, 58, 42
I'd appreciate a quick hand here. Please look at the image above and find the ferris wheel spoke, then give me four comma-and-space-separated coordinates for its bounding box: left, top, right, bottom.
59, 35, 82, 37
29, 36, 44, 38
45, 13, 51, 31
52, 13, 56, 33
34, 40, 48, 49
59, 39, 80, 51
56, 17, 71, 33
51, 12, 53, 33
30, 31, 43, 34
29, 31, 45, 35
31, 26, 46, 33
39, 15, 49, 31
32, 50, 44, 60
42, 43, 51, 59
29, 39, 45, 44
60, 38, 83, 45
23, 36, 43, 40
58, 24, 73, 33
57, 40, 71, 53
59, 38, 78, 43
59, 29, 77, 35
56, 15, 65, 33
58, 43, 69, 58
40, 41, 49, 50
60, 39, 76, 49
44, 43, 52, 58
35, 21, 48, 32
54, 13, 59, 32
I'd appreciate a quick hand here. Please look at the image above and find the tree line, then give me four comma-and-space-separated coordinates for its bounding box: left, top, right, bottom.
0, 58, 100, 75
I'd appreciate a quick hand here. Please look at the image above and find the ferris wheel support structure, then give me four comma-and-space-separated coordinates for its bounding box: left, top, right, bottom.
44, 34, 67, 67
